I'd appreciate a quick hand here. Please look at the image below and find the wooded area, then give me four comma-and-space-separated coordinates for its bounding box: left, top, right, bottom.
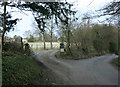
0, 0, 120, 85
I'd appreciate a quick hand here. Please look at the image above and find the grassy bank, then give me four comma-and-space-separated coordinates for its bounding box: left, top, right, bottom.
112, 56, 120, 67
55, 51, 98, 60
2, 51, 44, 85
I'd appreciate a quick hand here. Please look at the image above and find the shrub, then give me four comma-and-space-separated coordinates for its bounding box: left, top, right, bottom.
109, 42, 117, 53
82, 47, 88, 54
93, 39, 104, 53
3, 42, 33, 56
3, 42, 24, 53
24, 43, 31, 56
2, 42, 10, 51
28, 35, 35, 42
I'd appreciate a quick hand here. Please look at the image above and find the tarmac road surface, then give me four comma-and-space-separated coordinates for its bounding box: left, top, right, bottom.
34, 50, 118, 85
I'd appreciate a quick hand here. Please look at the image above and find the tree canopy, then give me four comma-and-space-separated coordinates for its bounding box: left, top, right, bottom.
17, 2, 76, 31
100, 0, 120, 17
1, 12, 18, 33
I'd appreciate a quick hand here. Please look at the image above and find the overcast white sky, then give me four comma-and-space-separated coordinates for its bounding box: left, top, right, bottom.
2, 0, 114, 38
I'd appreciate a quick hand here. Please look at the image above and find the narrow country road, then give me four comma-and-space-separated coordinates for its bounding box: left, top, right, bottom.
34, 50, 118, 85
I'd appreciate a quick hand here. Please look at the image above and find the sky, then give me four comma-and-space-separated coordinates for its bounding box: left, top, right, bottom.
1, 0, 114, 38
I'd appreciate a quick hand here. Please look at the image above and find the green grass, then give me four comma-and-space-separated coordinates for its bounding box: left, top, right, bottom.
112, 56, 120, 67
55, 51, 78, 60
55, 51, 98, 60
2, 51, 44, 85
32, 49, 44, 53
43, 52, 51, 59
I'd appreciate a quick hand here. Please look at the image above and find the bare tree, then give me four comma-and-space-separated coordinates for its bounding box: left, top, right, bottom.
23, 30, 31, 38
2, 2, 6, 44
43, 30, 46, 50
50, 15, 53, 49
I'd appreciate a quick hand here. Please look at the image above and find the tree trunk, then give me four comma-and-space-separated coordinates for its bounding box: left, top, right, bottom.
50, 15, 53, 49
0, 37, 2, 59
87, 19, 90, 29
43, 31, 46, 50
66, 14, 73, 55
67, 25, 70, 50
2, 2, 7, 45
118, 16, 120, 52
21, 37, 23, 49
66, 24, 72, 55
118, 30, 120, 51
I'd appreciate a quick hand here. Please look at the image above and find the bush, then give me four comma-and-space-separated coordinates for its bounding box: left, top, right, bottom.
28, 35, 35, 42
24, 43, 32, 56
2, 42, 10, 51
93, 39, 104, 53
109, 42, 117, 53
112, 56, 120, 66
3, 42, 24, 54
82, 47, 88, 54
3, 42, 33, 56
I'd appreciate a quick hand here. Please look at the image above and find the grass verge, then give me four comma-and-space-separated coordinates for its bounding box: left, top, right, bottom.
112, 56, 120, 67
55, 51, 98, 60
32, 49, 44, 53
2, 51, 44, 85
43, 52, 51, 59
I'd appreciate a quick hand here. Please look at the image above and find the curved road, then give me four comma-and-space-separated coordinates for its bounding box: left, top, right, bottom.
34, 50, 118, 85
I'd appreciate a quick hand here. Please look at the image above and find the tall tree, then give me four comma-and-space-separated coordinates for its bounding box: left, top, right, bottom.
64, 3, 76, 55
1, 2, 19, 44
19, 2, 76, 50
23, 30, 32, 38
1, 12, 18, 44
99, 0, 120, 51
50, 15, 53, 49
99, 1, 120, 18
2, 2, 6, 44
35, 16, 47, 49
